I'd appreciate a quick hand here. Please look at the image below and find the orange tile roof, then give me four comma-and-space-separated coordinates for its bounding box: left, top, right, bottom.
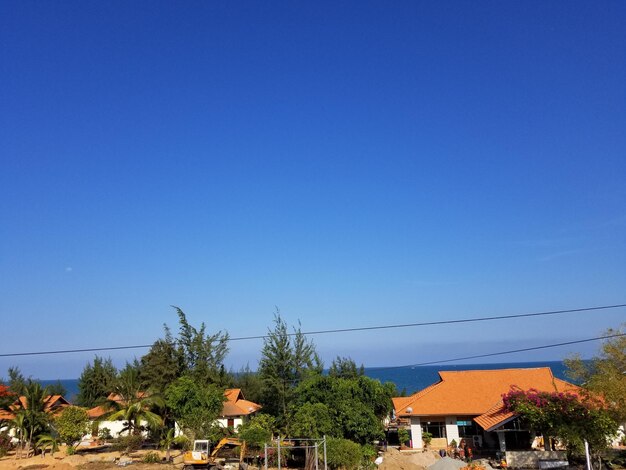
1, 394, 71, 420
221, 388, 261, 417
394, 367, 580, 429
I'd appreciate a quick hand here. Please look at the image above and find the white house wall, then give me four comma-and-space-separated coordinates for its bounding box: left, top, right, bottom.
216, 417, 244, 430
86, 419, 148, 439
410, 417, 422, 449
445, 416, 460, 445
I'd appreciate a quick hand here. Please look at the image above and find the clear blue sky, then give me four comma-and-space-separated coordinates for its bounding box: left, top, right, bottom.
1, 1, 625, 379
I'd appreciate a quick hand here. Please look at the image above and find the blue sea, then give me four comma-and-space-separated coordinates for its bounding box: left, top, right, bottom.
41, 360, 570, 403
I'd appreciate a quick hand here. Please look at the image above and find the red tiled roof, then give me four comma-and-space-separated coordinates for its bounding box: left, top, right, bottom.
394, 367, 580, 429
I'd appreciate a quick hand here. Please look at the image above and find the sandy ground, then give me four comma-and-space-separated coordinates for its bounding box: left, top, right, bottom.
0, 447, 476, 470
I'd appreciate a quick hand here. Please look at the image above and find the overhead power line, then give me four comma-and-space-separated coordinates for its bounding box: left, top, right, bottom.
367, 333, 626, 370
0, 302, 624, 358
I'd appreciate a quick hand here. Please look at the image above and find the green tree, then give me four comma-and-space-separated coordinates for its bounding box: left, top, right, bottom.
565, 325, 626, 423
46, 380, 67, 397
258, 313, 321, 428
503, 388, 617, 459
164, 375, 224, 439
171, 306, 230, 386
293, 373, 393, 444
329, 357, 364, 379
76, 356, 118, 407
238, 413, 276, 449
289, 403, 334, 439
325, 437, 363, 470
54, 406, 89, 449
7, 367, 27, 395
139, 326, 184, 393
103, 363, 164, 436
12, 380, 51, 456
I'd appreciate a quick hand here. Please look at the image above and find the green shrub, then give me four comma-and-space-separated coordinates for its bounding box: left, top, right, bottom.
142, 451, 161, 463
397, 428, 410, 446
112, 434, 143, 454
326, 438, 362, 470
361, 444, 378, 469
66, 445, 76, 455
99, 427, 112, 442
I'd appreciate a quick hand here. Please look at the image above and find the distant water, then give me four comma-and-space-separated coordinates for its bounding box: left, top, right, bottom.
364, 360, 572, 394
40, 361, 570, 403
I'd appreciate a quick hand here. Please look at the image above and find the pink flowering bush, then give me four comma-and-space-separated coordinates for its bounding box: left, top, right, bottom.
502, 387, 617, 457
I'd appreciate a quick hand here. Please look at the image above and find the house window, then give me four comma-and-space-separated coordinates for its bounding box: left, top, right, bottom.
422, 421, 446, 438
227, 418, 235, 428
457, 417, 478, 437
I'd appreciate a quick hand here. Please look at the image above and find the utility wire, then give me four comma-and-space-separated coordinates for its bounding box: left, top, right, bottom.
367, 333, 626, 370
0, 302, 624, 358
230, 303, 626, 341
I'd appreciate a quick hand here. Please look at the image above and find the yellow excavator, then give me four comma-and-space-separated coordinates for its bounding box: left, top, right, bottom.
183, 437, 247, 469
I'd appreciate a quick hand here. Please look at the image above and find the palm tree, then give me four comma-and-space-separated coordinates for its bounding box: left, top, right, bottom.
101, 364, 164, 436
37, 433, 60, 457
19, 381, 50, 456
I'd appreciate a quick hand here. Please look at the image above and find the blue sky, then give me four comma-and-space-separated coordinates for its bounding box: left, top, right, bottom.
1, 1, 625, 379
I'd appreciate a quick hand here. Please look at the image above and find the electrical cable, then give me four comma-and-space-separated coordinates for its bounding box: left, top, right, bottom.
367, 333, 626, 370
0, 302, 624, 358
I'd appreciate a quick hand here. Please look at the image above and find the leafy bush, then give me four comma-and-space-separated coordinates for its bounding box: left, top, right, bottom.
142, 451, 161, 463
361, 444, 378, 469
112, 434, 143, 454
397, 428, 410, 446
99, 427, 112, 442
66, 445, 76, 455
55, 406, 89, 446
326, 438, 362, 470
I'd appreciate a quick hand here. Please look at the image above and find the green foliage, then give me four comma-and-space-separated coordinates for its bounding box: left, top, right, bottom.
326, 437, 363, 470
142, 451, 161, 463
104, 363, 165, 435
7, 367, 27, 395
258, 312, 321, 428
238, 413, 276, 449
171, 306, 230, 386
140, 327, 184, 393
65, 445, 76, 455
46, 380, 67, 397
54, 406, 89, 446
421, 431, 433, 447
76, 356, 118, 407
232, 364, 263, 405
503, 388, 618, 456
289, 402, 334, 439
164, 375, 224, 439
99, 427, 112, 441
37, 433, 60, 456
329, 357, 364, 379
293, 373, 393, 444
565, 325, 626, 423
16, 380, 51, 451
112, 434, 144, 454
398, 428, 410, 446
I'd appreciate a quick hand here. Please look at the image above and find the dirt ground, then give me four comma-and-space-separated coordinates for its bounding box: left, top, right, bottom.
0, 447, 448, 470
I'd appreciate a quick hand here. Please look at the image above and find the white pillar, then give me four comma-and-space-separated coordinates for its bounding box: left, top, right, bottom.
445, 416, 459, 445
410, 417, 422, 449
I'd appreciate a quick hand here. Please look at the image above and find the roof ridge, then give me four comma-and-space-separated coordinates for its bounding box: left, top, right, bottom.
439, 367, 552, 374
